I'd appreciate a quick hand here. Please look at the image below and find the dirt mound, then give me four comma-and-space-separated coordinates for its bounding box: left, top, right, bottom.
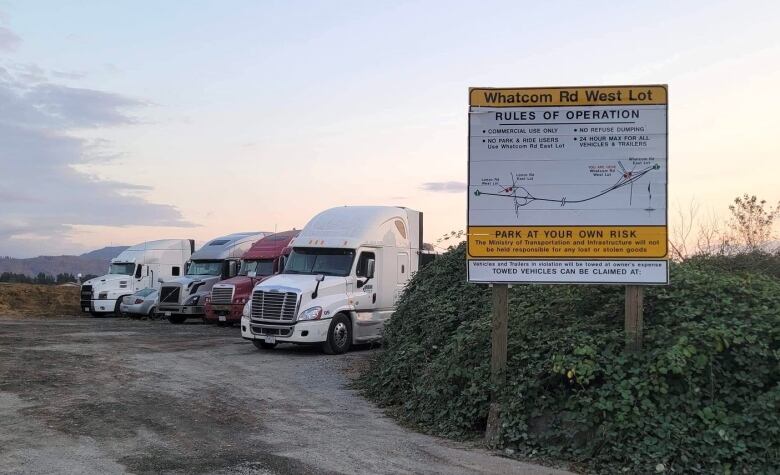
0, 283, 81, 318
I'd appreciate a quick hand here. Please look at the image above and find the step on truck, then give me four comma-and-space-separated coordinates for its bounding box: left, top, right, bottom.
80, 239, 195, 317
204, 230, 299, 326
241, 206, 422, 354
158, 232, 270, 324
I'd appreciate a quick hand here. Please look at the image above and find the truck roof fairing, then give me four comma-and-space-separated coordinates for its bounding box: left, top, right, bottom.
190, 232, 271, 260
290, 206, 420, 249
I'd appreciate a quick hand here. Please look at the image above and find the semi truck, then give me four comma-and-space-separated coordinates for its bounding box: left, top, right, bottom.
158, 232, 270, 324
80, 239, 195, 317
204, 230, 299, 325
241, 206, 422, 354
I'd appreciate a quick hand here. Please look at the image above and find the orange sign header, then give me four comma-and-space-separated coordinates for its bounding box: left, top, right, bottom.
470, 85, 667, 107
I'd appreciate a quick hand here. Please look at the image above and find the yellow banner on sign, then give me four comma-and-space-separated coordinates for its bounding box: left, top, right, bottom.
467, 226, 668, 258
469, 85, 667, 107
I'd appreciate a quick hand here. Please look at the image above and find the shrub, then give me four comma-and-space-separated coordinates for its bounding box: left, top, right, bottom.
358, 243, 780, 474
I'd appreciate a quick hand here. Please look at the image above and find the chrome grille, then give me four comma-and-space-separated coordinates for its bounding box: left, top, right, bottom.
251, 290, 298, 321
159, 286, 181, 304
210, 286, 234, 305
80, 285, 92, 306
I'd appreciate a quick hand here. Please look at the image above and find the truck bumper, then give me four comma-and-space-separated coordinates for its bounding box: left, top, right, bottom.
241, 317, 331, 344
158, 305, 205, 317
88, 299, 117, 313
204, 303, 243, 323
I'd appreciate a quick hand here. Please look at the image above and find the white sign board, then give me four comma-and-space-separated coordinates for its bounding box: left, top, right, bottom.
467, 85, 668, 284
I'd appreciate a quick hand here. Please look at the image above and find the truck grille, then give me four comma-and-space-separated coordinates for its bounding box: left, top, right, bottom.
159, 286, 181, 304
250, 325, 292, 337
210, 286, 234, 305
251, 290, 298, 321
80, 285, 92, 307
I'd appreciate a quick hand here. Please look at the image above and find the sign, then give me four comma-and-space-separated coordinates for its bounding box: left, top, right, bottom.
467, 85, 668, 284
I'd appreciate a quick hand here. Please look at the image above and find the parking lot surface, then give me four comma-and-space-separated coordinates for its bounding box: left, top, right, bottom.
0, 318, 571, 475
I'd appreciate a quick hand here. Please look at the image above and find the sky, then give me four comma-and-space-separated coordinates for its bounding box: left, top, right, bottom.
1, 0, 779, 257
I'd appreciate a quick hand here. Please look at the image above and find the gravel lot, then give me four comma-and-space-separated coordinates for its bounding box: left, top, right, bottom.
0, 317, 572, 475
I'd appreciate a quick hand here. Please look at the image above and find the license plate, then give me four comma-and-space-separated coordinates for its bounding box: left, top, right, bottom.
164, 311, 171, 317
264, 336, 276, 344
218, 315, 226, 322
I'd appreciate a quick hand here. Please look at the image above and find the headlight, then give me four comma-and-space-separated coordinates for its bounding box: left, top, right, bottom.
242, 301, 251, 318
184, 295, 200, 306
298, 306, 323, 321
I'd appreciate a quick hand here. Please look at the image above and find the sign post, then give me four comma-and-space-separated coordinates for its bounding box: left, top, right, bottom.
485, 283, 508, 445
467, 85, 669, 440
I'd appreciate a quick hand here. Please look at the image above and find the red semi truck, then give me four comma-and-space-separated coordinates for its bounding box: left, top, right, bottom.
204, 230, 299, 325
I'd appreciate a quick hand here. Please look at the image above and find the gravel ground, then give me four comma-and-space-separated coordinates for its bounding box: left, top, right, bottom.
0, 317, 573, 475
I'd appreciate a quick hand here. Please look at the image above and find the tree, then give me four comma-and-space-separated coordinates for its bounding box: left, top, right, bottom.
727, 194, 780, 250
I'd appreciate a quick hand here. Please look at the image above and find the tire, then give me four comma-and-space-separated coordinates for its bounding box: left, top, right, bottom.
147, 307, 156, 318
89, 311, 104, 318
168, 315, 186, 324
322, 314, 351, 355
252, 340, 277, 350
113, 298, 125, 316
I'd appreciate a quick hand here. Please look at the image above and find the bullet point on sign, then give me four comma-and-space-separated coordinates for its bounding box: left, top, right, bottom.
483, 130, 486, 133
482, 140, 485, 143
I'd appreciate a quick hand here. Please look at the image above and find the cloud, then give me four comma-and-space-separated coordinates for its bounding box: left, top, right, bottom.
26, 84, 146, 127
421, 181, 467, 193
0, 26, 20, 52
0, 51, 194, 257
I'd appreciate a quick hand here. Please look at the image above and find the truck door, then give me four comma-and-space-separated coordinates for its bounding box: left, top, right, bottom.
353, 250, 382, 340
396, 252, 410, 305
135, 264, 151, 290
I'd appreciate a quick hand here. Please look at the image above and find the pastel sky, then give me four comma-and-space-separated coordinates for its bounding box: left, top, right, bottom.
1, 0, 779, 257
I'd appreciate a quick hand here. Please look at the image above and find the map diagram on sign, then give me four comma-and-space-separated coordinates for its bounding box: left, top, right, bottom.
473, 160, 661, 218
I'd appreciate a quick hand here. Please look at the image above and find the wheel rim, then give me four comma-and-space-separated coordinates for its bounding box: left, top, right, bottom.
333, 321, 348, 348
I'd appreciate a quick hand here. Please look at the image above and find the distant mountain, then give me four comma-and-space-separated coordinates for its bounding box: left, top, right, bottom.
0, 246, 129, 277
80, 246, 129, 261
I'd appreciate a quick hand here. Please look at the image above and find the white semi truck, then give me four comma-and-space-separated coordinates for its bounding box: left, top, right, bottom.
80, 239, 195, 317
241, 206, 422, 354
158, 232, 270, 324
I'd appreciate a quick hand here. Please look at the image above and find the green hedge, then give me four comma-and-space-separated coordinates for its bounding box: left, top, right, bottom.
357, 244, 780, 474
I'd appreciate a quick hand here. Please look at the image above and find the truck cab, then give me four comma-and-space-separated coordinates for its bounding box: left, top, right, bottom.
241, 206, 422, 354
204, 230, 299, 325
158, 232, 270, 324
80, 239, 195, 316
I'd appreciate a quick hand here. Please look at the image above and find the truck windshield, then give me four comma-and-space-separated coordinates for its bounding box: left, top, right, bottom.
186, 260, 222, 276
240, 259, 274, 276
283, 248, 355, 277
109, 263, 135, 275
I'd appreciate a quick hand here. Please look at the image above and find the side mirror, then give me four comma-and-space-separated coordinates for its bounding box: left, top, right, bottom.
366, 259, 375, 279
248, 271, 257, 278
228, 260, 238, 277
134, 265, 143, 279
312, 274, 325, 299
157, 278, 164, 284
278, 256, 287, 273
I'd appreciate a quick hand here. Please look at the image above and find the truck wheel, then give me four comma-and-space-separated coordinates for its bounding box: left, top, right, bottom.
322, 314, 351, 355
252, 340, 277, 350
89, 311, 104, 318
113, 298, 125, 316
168, 315, 186, 324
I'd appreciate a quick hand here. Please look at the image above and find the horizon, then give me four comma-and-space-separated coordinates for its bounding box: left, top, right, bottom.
2, 1, 780, 257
